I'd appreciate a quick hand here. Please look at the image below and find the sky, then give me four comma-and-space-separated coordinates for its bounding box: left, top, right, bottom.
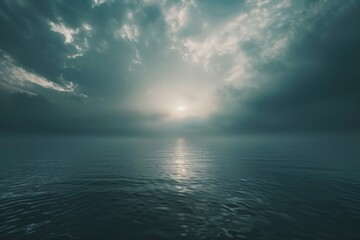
0, 0, 359, 136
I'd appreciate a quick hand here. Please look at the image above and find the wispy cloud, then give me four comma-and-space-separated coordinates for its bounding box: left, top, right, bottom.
0, 51, 75, 93
49, 22, 78, 44
133, 50, 142, 64
165, 0, 194, 34
116, 24, 140, 42
50, 21, 92, 59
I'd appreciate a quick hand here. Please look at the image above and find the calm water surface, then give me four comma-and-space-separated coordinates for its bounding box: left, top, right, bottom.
0, 136, 359, 240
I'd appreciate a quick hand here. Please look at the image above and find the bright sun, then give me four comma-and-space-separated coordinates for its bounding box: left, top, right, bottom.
176, 105, 187, 112
175, 105, 188, 118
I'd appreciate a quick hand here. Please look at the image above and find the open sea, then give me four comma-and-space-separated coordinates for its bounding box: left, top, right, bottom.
0, 136, 359, 240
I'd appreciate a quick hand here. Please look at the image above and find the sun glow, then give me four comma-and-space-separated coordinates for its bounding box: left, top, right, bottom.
128, 74, 218, 120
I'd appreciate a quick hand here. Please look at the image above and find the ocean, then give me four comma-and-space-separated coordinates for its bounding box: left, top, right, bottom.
0, 135, 359, 239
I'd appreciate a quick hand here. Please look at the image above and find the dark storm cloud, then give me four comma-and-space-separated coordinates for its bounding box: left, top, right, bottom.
212, 2, 360, 134
0, 0, 359, 135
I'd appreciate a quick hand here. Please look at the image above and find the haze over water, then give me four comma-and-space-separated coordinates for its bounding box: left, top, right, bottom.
1, 136, 359, 240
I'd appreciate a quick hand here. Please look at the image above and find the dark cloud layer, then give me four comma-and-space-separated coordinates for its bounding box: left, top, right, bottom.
0, 0, 359, 135
214, 3, 360, 134
0, 90, 164, 135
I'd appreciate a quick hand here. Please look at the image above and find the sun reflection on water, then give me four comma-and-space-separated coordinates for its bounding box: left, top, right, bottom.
169, 138, 209, 193
172, 138, 189, 181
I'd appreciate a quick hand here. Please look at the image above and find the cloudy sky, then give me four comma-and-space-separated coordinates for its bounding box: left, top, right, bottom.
0, 0, 359, 135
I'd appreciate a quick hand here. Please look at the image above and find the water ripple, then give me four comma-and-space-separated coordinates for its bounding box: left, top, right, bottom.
0, 137, 359, 239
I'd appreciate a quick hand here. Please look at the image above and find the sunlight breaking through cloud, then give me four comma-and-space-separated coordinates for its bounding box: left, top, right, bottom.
0, 0, 358, 134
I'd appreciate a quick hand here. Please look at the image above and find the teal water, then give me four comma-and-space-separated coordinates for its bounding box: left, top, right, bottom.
0, 136, 359, 239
